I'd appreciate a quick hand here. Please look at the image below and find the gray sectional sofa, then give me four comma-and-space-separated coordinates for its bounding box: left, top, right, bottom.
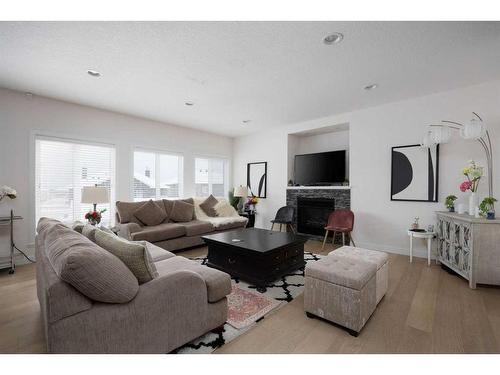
36, 217, 232, 353
115, 198, 248, 252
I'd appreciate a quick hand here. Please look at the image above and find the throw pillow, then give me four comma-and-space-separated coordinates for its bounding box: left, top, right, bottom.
133, 199, 167, 226
72, 221, 85, 233
82, 224, 99, 243
170, 200, 195, 222
199, 194, 219, 217
214, 200, 240, 217
95, 229, 159, 284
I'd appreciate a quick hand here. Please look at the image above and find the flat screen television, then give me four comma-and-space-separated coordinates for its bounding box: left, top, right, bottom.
294, 150, 346, 186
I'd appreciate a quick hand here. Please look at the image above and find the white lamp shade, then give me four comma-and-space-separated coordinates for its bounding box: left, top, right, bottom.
81, 186, 109, 204
233, 186, 248, 197
460, 119, 486, 140
432, 126, 451, 144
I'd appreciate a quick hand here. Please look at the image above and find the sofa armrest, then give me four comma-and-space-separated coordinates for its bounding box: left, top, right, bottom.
116, 222, 142, 240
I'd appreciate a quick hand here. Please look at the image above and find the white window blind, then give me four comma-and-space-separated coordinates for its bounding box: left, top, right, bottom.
35, 136, 116, 226
133, 150, 183, 201
195, 157, 228, 198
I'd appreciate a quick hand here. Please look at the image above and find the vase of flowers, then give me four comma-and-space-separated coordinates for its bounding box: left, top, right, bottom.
460, 160, 483, 216
246, 196, 259, 212
85, 208, 107, 226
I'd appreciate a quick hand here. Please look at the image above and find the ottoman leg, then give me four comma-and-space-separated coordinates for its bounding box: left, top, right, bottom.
306, 312, 316, 319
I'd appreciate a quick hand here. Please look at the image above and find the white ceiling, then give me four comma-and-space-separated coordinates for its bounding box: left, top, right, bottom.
1, 21, 500, 137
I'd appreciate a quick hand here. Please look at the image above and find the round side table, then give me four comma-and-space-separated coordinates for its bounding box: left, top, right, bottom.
407, 230, 436, 266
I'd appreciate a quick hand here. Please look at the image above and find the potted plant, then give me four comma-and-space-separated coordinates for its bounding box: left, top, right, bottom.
445, 195, 457, 212
479, 197, 497, 220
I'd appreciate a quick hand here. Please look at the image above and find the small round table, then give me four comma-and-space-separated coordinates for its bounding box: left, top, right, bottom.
407, 230, 436, 266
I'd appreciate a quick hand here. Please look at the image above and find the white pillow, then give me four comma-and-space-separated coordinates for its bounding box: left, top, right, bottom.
214, 200, 239, 217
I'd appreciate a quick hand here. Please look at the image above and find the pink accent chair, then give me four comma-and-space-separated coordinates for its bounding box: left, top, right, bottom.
322, 209, 355, 250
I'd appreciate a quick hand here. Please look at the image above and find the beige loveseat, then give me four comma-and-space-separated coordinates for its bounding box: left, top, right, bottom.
36, 217, 231, 353
115, 197, 248, 252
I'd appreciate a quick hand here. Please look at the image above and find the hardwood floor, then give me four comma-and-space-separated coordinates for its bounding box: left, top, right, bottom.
1, 240, 499, 354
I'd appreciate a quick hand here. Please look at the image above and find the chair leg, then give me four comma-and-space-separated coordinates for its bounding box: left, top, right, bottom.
331, 231, 336, 248
342, 232, 345, 246
280, 224, 283, 232
271, 223, 274, 231
289, 224, 296, 234
322, 230, 329, 250
350, 233, 356, 247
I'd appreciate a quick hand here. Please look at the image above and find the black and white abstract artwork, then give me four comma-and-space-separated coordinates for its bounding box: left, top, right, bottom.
391, 144, 439, 202
247, 162, 267, 198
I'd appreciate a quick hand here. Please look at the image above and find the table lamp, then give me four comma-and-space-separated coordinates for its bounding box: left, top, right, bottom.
81, 185, 109, 211
233, 186, 248, 213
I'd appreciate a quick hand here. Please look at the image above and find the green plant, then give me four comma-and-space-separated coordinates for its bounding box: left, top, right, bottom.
479, 197, 497, 217
228, 189, 239, 210
445, 195, 457, 209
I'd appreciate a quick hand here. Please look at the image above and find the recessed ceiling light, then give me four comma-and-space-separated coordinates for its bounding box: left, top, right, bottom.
87, 69, 101, 77
323, 32, 344, 45
185, 102, 194, 106
364, 83, 378, 91
242, 120, 251, 124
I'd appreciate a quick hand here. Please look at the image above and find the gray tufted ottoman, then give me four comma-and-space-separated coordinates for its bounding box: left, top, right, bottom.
304, 254, 377, 336
328, 246, 389, 304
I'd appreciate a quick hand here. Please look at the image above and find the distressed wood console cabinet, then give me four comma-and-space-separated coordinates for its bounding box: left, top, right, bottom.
436, 211, 500, 289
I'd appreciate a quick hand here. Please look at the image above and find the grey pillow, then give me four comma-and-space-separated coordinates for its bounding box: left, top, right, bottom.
170, 200, 195, 222
39, 219, 139, 303
82, 224, 99, 243
95, 229, 159, 284
72, 221, 85, 233
199, 194, 219, 217
133, 199, 167, 226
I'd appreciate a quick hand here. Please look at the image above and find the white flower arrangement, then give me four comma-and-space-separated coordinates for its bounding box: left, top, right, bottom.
0, 185, 17, 201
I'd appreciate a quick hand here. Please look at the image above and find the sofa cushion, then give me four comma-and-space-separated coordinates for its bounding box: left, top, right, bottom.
199, 194, 219, 217
37, 218, 139, 303
116, 201, 144, 225
170, 200, 195, 223
305, 254, 376, 291
130, 222, 186, 242
133, 199, 167, 226
178, 220, 214, 237
163, 198, 194, 221
213, 200, 239, 217
82, 224, 99, 243
95, 230, 159, 284
155, 256, 231, 302
133, 240, 176, 262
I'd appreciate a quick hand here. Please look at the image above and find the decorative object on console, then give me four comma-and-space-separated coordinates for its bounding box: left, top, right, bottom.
445, 195, 457, 212
459, 160, 483, 215
0, 185, 17, 201
247, 161, 267, 198
233, 185, 248, 213
391, 144, 439, 202
479, 197, 497, 220
421, 112, 493, 198
457, 203, 466, 214
246, 195, 259, 212
81, 185, 109, 225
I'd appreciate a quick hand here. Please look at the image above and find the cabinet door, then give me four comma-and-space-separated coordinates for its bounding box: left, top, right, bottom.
459, 223, 472, 276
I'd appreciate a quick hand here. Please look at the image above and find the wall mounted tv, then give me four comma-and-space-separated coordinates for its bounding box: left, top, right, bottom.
294, 150, 346, 186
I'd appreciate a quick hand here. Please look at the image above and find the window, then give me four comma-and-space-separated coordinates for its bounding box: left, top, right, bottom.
133, 150, 183, 201
35, 136, 116, 226
195, 157, 229, 197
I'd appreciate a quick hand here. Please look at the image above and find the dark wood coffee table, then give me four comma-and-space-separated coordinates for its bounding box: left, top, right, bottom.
201, 228, 308, 292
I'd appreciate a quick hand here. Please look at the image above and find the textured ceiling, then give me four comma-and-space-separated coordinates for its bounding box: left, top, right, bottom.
1, 21, 500, 137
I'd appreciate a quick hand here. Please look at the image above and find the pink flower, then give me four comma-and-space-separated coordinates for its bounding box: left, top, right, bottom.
460, 181, 472, 192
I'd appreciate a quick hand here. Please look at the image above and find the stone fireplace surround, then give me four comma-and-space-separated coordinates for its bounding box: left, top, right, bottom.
286, 187, 351, 242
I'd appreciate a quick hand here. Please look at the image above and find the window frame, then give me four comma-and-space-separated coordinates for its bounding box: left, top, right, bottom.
194, 155, 230, 198
132, 147, 184, 201
32, 133, 117, 230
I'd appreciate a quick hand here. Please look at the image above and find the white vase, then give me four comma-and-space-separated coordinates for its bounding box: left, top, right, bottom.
469, 192, 478, 216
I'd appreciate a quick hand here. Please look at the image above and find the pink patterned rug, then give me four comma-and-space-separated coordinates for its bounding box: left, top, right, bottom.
226, 285, 283, 329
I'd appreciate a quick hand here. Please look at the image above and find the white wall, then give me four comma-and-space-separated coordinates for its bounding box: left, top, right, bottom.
233, 80, 500, 258
0, 88, 233, 263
